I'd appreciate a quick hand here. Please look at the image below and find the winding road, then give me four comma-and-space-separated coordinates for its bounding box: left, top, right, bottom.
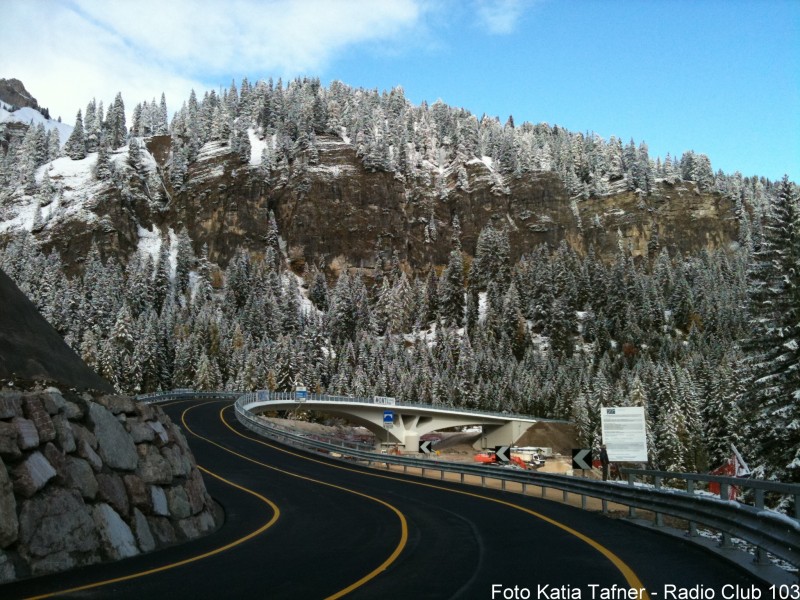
3, 400, 769, 599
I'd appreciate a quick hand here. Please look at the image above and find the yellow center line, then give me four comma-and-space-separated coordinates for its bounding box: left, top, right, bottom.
222, 406, 649, 598
193, 406, 409, 600
25, 403, 280, 600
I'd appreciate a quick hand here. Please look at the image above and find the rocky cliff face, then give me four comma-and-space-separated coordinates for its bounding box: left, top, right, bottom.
2, 130, 738, 276
0, 79, 40, 112
0, 387, 218, 583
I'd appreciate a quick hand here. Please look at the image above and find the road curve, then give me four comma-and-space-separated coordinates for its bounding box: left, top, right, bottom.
2, 399, 769, 599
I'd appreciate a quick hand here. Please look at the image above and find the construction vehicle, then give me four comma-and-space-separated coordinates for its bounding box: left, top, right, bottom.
474, 450, 538, 469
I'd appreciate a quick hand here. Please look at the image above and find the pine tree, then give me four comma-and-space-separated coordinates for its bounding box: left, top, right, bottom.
64, 110, 86, 160
438, 249, 465, 328
741, 176, 800, 481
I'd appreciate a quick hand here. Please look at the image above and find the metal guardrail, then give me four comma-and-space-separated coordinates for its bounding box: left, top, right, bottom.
138, 389, 800, 578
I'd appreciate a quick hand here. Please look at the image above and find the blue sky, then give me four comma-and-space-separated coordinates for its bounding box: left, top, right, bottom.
2, 0, 797, 181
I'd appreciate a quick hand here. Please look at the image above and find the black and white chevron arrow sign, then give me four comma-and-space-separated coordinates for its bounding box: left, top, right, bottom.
572, 448, 593, 470
494, 446, 511, 462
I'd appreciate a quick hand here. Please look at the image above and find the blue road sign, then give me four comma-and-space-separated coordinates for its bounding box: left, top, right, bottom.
383, 410, 394, 424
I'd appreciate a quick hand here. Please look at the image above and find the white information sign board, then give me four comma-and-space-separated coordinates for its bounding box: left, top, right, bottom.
373, 396, 396, 406
600, 406, 648, 462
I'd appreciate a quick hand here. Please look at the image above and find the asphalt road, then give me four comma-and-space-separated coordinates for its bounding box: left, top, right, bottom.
3, 400, 770, 599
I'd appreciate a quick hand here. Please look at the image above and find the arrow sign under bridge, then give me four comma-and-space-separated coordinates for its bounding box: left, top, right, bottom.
572, 448, 593, 470
420, 440, 434, 454
494, 446, 511, 463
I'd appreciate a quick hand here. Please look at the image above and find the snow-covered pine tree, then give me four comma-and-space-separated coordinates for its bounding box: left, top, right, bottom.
64, 109, 87, 160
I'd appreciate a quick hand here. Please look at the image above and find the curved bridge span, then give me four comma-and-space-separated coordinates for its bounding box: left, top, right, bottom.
242, 391, 566, 452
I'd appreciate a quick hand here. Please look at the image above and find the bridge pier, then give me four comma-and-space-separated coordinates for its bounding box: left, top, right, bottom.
477, 420, 529, 450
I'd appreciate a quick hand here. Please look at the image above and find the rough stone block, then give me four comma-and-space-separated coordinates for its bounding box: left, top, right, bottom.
161, 445, 190, 478
77, 439, 103, 472
42, 442, 67, 485
13, 451, 56, 498
135, 402, 155, 421
0, 460, 18, 548
96, 473, 130, 517
97, 395, 136, 416
150, 485, 169, 517
64, 400, 83, 421
13, 417, 39, 450
185, 468, 208, 515
176, 510, 216, 540
148, 420, 169, 445
52, 414, 76, 453
18, 488, 99, 567
123, 474, 149, 509
71, 423, 97, 450
39, 388, 67, 415
132, 508, 155, 553
88, 402, 138, 471
136, 444, 172, 484
64, 456, 98, 500
0, 549, 16, 584
0, 421, 21, 459
23, 396, 56, 443
93, 503, 139, 560
146, 516, 176, 545
166, 486, 191, 520
127, 419, 155, 443
0, 392, 22, 419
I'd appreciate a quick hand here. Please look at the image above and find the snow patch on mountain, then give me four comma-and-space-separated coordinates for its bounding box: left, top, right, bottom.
248, 128, 267, 166
136, 224, 179, 278
0, 103, 73, 145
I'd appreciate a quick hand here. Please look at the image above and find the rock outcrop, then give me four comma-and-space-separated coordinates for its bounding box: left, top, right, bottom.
2, 129, 738, 278
0, 79, 40, 112
0, 387, 219, 583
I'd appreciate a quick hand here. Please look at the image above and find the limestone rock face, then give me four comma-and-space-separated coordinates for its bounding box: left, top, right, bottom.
0, 388, 219, 583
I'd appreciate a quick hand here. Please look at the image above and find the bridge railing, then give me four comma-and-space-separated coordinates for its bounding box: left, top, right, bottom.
136, 389, 800, 580
240, 390, 562, 422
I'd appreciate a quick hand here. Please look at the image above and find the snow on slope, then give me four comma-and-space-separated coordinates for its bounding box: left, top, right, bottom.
0, 102, 73, 145
0, 142, 159, 235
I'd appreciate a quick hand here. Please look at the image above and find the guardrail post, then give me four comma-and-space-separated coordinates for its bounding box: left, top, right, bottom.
627, 472, 637, 518
601, 499, 608, 514
654, 476, 663, 527
686, 480, 697, 537
563, 490, 568, 503
716, 482, 734, 548
581, 494, 587, 510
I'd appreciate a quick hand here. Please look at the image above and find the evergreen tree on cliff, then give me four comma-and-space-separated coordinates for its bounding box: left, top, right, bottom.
740, 176, 800, 483
64, 109, 86, 159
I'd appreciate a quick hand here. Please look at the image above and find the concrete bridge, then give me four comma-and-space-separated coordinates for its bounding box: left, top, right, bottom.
241, 391, 563, 452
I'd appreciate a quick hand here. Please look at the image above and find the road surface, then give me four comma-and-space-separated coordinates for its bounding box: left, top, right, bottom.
2, 399, 769, 599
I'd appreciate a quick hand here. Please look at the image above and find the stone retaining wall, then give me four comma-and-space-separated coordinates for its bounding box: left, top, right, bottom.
0, 387, 219, 583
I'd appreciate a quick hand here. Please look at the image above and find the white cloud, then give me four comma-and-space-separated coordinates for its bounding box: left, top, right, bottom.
474, 0, 526, 34
0, 0, 422, 125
